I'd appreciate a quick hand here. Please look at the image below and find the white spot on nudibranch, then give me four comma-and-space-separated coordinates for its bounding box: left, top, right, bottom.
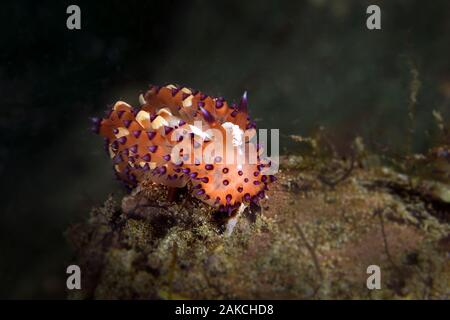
138, 94, 146, 105
136, 110, 150, 129
151, 115, 169, 129
113, 101, 131, 110
114, 127, 129, 138
182, 96, 193, 107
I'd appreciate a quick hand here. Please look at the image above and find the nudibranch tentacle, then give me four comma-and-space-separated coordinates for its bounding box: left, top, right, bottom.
96, 84, 275, 211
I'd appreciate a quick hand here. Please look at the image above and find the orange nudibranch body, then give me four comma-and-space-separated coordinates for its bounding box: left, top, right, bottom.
93, 84, 276, 212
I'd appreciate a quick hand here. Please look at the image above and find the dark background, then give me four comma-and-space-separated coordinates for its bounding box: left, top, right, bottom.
0, 0, 449, 299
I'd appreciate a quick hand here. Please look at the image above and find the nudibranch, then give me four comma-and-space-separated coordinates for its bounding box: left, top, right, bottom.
92, 84, 276, 217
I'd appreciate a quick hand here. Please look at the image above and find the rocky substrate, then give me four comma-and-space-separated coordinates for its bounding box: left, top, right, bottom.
67, 156, 449, 299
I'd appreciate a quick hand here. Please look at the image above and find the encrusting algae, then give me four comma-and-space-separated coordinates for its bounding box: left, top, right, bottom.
67, 145, 449, 299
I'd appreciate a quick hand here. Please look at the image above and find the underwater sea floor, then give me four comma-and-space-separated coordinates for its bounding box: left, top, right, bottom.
67, 155, 449, 299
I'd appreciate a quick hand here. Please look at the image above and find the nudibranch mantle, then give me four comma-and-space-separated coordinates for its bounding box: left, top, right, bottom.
93, 84, 276, 213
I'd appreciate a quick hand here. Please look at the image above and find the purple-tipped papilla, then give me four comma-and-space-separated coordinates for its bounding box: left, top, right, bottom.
158, 166, 167, 175
128, 173, 137, 183
130, 145, 138, 153
117, 110, 125, 119
190, 172, 198, 179
113, 154, 123, 164
199, 107, 215, 123
164, 126, 173, 135
90, 117, 101, 125
175, 160, 184, 167
90, 117, 101, 133
197, 101, 205, 108
215, 100, 223, 109
239, 91, 248, 112
147, 131, 156, 140
123, 119, 132, 128
246, 121, 257, 130
111, 140, 119, 150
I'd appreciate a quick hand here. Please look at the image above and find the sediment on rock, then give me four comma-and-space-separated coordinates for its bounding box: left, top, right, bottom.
67, 155, 449, 299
